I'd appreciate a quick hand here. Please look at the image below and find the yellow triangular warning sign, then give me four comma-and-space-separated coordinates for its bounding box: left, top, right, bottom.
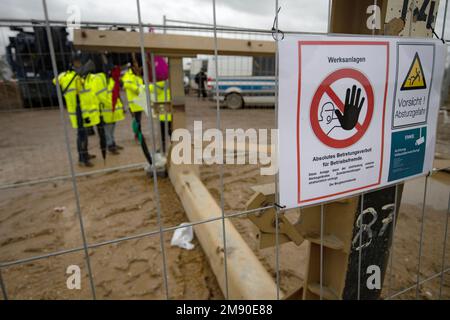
401, 52, 426, 91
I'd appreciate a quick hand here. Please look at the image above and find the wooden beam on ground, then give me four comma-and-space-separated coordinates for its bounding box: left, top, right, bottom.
73, 29, 275, 56
168, 163, 281, 300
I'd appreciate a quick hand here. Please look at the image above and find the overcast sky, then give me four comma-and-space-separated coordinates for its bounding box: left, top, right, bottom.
0, 0, 329, 55
0, 0, 449, 55
0, 0, 329, 30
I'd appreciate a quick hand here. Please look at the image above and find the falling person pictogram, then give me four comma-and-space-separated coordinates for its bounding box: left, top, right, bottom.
400, 52, 427, 91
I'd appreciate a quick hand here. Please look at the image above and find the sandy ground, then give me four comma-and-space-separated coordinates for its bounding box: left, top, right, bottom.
0, 96, 449, 299
0, 170, 223, 299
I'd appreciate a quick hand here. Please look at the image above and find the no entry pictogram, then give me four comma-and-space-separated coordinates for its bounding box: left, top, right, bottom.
310, 68, 374, 148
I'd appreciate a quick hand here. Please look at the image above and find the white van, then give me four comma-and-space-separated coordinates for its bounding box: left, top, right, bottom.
189, 55, 275, 109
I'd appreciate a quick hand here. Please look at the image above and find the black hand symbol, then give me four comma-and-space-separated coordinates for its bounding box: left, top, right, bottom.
335, 85, 365, 130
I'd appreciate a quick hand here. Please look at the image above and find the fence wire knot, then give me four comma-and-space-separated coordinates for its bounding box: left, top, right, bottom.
427, 22, 446, 44
274, 202, 286, 210
271, 6, 285, 41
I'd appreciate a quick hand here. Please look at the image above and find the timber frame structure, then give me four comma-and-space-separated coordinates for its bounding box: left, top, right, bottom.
74, 29, 275, 56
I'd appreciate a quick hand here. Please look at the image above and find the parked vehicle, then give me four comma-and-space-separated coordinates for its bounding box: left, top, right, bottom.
207, 76, 275, 109
6, 25, 72, 108
205, 55, 275, 109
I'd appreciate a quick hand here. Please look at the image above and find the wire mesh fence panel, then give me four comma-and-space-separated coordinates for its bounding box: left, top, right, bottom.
383, 178, 426, 299
382, 172, 450, 300
0, 0, 450, 301
0, 4, 90, 287
414, 174, 450, 299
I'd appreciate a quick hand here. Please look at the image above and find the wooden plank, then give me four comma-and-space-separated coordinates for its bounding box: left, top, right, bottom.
305, 234, 345, 251
168, 163, 281, 299
168, 57, 186, 108
330, 0, 387, 35
250, 183, 275, 197
301, 198, 359, 299
331, 0, 439, 37
307, 283, 340, 300
73, 29, 275, 56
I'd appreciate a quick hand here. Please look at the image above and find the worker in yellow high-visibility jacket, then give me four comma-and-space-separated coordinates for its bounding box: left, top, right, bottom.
93, 72, 125, 155
121, 66, 144, 139
54, 64, 100, 167
77, 72, 102, 165
150, 80, 172, 153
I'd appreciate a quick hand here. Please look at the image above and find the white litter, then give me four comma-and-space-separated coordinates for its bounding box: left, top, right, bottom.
144, 153, 167, 174
153, 153, 167, 168
170, 223, 195, 250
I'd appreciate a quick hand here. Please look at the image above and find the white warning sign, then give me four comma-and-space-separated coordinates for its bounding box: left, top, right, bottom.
392, 43, 434, 129
278, 35, 446, 209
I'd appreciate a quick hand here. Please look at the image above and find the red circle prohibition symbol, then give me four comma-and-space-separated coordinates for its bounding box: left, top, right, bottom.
310, 68, 374, 148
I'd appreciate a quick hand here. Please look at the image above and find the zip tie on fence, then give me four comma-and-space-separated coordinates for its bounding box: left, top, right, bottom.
432, 165, 450, 174
271, 6, 285, 41
273, 202, 286, 210
427, 22, 446, 44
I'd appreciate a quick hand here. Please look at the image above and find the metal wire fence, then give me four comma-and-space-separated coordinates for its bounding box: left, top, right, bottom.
0, 0, 449, 300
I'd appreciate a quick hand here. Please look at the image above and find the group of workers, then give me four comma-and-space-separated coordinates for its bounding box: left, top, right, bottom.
54, 52, 172, 167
